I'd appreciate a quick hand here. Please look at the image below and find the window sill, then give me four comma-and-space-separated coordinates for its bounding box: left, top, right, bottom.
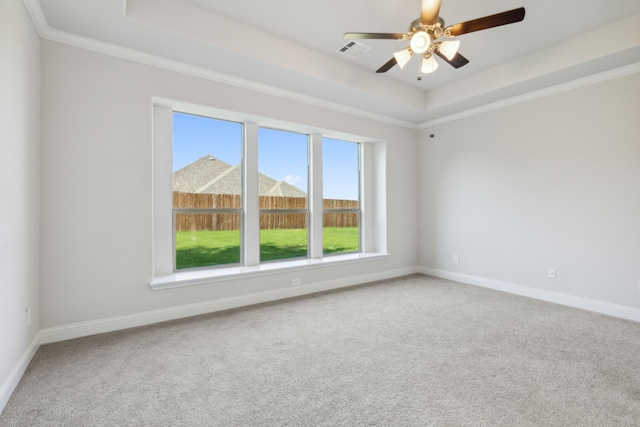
149, 252, 389, 291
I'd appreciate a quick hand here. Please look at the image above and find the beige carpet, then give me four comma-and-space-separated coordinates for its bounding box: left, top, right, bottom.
2, 274, 639, 426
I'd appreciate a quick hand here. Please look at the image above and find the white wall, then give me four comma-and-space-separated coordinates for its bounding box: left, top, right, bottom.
0, 0, 41, 411
39, 41, 419, 331
419, 72, 640, 312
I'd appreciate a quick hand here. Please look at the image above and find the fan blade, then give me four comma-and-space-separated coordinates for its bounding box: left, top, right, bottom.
420, 0, 442, 26
376, 57, 398, 73
445, 7, 525, 37
344, 32, 405, 40
434, 50, 469, 69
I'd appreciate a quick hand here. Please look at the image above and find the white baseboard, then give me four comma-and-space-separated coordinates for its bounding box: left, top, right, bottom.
40, 267, 418, 344
0, 333, 40, 414
6, 266, 636, 413
419, 267, 640, 323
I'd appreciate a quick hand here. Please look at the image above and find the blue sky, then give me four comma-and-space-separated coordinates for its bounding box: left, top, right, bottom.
173, 112, 359, 200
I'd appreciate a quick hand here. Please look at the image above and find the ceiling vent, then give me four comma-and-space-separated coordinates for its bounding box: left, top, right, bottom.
337, 41, 370, 59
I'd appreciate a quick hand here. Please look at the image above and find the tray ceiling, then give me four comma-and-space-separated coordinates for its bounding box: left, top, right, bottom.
29, 0, 640, 126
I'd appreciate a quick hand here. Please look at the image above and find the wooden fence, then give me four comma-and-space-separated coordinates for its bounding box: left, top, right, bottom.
174, 192, 358, 231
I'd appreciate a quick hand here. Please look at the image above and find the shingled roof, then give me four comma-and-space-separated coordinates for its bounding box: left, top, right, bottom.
173, 155, 307, 198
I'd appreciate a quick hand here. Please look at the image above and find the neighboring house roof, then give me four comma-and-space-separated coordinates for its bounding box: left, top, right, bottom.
173, 155, 307, 198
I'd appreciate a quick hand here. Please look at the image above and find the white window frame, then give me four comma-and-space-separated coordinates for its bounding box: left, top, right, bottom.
150, 98, 388, 290
172, 114, 245, 271
322, 138, 362, 257
257, 128, 310, 264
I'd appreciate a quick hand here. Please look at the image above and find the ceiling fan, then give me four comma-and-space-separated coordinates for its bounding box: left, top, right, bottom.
344, 0, 525, 79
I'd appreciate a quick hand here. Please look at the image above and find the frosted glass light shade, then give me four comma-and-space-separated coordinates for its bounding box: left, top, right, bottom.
421, 54, 439, 74
438, 40, 460, 60
410, 31, 431, 54
393, 48, 412, 69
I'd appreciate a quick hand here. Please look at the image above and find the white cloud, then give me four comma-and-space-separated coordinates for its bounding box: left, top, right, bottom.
283, 175, 302, 186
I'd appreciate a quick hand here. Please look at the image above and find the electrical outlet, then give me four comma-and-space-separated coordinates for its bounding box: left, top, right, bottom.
26, 307, 32, 327
292, 278, 301, 286
453, 254, 459, 264
548, 269, 556, 279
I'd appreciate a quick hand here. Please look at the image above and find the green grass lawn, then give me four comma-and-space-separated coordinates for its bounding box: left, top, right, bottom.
175, 227, 359, 269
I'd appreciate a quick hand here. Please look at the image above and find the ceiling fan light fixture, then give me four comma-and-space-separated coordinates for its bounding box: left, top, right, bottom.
421, 53, 439, 74
410, 31, 431, 54
345, 4, 527, 76
393, 48, 413, 69
438, 40, 460, 60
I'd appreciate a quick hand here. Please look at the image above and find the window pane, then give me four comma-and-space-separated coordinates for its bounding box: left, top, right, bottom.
175, 212, 241, 269
173, 112, 243, 270
322, 138, 359, 205
258, 128, 308, 208
258, 128, 309, 262
260, 212, 308, 262
173, 112, 242, 207
323, 213, 359, 255
323, 138, 360, 255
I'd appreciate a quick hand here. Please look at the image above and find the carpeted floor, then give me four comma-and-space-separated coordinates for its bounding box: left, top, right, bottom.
2, 274, 639, 426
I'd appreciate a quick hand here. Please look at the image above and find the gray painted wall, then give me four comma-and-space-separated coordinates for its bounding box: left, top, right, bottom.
419, 72, 640, 309
39, 40, 419, 330
0, 0, 41, 410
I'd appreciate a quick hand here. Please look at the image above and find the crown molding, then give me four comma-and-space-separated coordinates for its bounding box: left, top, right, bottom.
21, 0, 638, 133
419, 62, 640, 129
22, 0, 48, 34
21, 0, 419, 130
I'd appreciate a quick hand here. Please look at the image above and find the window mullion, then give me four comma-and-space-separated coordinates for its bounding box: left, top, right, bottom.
243, 122, 260, 266
309, 134, 323, 259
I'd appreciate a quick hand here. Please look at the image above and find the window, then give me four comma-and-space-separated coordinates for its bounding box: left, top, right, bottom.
322, 138, 360, 256
152, 100, 387, 288
172, 113, 243, 270
258, 128, 309, 262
